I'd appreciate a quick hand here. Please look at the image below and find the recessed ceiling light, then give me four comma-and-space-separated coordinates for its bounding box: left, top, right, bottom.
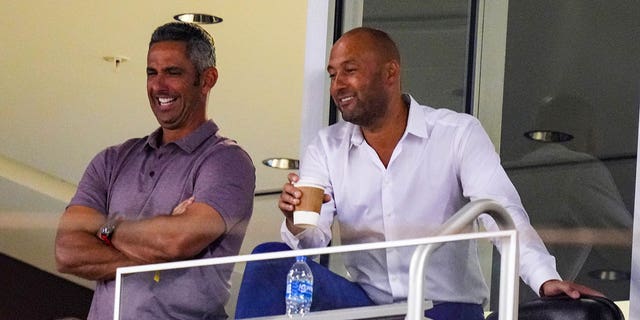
588, 269, 630, 281
174, 13, 223, 24
262, 158, 299, 170
524, 130, 574, 143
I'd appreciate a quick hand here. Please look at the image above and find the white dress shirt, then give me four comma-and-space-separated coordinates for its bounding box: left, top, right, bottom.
281, 94, 560, 306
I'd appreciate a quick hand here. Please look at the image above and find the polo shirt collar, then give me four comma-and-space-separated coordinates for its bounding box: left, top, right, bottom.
146, 120, 219, 153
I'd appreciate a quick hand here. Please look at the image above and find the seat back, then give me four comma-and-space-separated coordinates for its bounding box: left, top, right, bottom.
485, 294, 624, 320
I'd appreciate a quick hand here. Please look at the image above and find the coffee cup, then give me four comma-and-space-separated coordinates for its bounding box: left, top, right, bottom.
293, 179, 325, 228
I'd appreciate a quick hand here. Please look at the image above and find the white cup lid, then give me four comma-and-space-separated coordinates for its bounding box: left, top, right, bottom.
294, 177, 325, 189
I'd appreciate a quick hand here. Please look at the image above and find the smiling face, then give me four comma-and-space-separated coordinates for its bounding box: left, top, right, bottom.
327, 33, 393, 129
146, 41, 216, 141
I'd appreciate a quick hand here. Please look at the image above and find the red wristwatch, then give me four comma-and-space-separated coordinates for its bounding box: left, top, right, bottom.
98, 221, 117, 247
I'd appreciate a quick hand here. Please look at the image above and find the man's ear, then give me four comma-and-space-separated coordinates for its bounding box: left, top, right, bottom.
201, 67, 218, 93
385, 60, 400, 83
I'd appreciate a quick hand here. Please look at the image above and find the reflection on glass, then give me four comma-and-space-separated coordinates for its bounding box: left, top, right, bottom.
499, 1, 638, 304
504, 94, 633, 302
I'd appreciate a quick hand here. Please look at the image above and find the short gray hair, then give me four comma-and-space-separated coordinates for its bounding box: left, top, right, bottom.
149, 22, 216, 72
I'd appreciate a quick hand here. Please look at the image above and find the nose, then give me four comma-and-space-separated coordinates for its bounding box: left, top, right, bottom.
147, 74, 167, 91
330, 72, 345, 93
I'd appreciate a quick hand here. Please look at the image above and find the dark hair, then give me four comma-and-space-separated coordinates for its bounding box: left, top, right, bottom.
149, 22, 216, 72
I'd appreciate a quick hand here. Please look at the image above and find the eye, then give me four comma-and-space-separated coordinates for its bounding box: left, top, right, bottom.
146, 69, 157, 77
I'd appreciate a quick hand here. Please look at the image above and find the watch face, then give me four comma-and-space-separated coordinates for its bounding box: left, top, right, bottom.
101, 223, 116, 238
98, 221, 117, 247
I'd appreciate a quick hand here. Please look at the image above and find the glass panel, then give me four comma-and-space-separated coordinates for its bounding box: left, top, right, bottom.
361, 0, 472, 113
500, 0, 639, 303
115, 232, 515, 319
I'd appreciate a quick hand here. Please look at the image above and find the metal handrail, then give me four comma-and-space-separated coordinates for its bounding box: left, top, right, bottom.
406, 199, 519, 320
114, 228, 517, 319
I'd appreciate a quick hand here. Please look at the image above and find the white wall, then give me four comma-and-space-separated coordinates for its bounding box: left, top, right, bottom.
1, 0, 309, 287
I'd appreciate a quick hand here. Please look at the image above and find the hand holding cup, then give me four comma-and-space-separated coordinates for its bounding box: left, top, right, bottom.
292, 178, 325, 229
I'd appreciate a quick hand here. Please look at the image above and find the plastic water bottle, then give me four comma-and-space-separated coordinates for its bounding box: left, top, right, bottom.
285, 256, 313, 317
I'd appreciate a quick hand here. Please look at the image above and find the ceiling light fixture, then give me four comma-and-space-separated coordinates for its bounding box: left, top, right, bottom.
588, 269, 630, 281
524, 130, 574, 143
262, 158, 299, 170
174, 13, 223, 24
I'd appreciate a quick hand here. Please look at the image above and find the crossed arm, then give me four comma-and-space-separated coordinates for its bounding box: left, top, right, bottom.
54, 199, 224, 281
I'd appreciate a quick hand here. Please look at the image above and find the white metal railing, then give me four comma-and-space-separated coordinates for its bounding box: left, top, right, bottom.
114, 200, 519, 320
407, 199, 519, 320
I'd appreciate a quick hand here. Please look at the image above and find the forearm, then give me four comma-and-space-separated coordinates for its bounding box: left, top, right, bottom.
56, 200, 224, 281
112, 202, 225, 263
55, 229, 141, 281
479, 205, 561, 292
112, 215, 191, 263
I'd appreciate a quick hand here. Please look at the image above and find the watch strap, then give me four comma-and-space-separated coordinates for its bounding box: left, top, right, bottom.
98, 221, 118, 247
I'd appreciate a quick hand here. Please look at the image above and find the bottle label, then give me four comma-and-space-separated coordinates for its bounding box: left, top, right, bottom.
286, 279, 313, 300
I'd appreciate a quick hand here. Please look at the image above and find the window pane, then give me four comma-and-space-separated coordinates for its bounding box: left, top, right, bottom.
500, 0, 639, 302
362, 0, 471, 113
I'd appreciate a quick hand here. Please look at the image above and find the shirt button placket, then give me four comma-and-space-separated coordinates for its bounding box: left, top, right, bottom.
381, 172, 401, 299
381, 174, 393, 225
148, 150, 163, 183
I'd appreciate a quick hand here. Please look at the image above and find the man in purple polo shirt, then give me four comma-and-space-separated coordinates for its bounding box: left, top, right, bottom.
55, 22, 255, 320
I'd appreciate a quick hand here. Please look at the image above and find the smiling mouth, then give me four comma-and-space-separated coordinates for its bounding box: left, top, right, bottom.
158, 97, 177, 106
341, 96, 354, 103
336, 95, 355, 107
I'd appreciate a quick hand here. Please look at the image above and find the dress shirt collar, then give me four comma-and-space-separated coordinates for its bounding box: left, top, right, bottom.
403, 94, 429, 139
145, 120, 219, 153
348, 94, 429, 148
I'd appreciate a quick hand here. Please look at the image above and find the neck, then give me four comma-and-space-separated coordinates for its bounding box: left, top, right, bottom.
361, 96, 408, 167
161, 118, 206, 144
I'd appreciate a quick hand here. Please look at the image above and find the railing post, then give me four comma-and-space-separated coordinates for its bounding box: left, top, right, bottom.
406, 199, 519, 320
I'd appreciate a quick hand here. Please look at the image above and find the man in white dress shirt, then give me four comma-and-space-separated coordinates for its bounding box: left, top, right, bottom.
235, 27, 602, 320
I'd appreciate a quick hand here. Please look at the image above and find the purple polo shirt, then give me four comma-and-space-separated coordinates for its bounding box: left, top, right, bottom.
69, 120, 255, 320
